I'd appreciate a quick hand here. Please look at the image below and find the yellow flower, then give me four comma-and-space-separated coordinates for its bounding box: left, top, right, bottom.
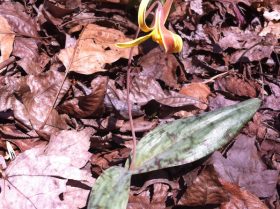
116, 0, 183, 53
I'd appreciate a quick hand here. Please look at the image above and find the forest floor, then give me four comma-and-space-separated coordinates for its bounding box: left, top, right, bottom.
0, 0, 279, 208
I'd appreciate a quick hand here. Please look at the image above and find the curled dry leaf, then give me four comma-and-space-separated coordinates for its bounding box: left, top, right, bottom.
214, 75, 259, 98
58, 76, 108, 118
43, 0, 79, 18
105, 79, 144, 119
178, 166, 230, 205
179, 166, 268, 209
120, 117, 158, 133
179, 82, 211, 104
0, 15, 15, 63
113, 75, 204, 108
0, 129, 94, 209
220, 180, 269, 209
58, 24, 138, 74
260, 22, 280, 38
263, 81, 280, 111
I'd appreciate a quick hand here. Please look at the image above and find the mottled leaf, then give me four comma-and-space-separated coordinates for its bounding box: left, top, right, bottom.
129, 98, 261, 174
87, 166, 131, 209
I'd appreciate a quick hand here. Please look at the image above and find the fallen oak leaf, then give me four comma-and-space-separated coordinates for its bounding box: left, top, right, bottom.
58, 24, 138, 74
179, 83, 211, 104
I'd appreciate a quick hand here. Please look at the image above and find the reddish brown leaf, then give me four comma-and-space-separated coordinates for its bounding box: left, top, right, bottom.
0, 15, 14, 63
220, 180, 268, 209
58, 24, 138, 74
178, 166, 229, 205
179, 166, 268, 209
0, 2, 38, 37
58, 76, 108, 118
214, 75, 259, 98
119, 75, 204, 109
0, 129, 94, 209
120, 117, 158, 133
179, 82, 211, 104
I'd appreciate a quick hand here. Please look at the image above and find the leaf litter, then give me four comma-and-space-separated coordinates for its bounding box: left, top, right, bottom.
0, 0, 279, 208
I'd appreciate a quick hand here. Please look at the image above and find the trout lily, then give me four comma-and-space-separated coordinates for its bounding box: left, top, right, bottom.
116, 0, 183, 53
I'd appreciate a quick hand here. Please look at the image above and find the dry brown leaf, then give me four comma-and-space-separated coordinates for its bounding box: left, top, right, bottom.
0, 15, 15, 63
0, 2, 38, 37
0, 129, 94, 209
220, 180, 269, 209
58, 76, 108, 118
260, 22, 280, 38
178, 166, 229, 206
214, 75, 259, 98
58, 24, 138, 74
120, 117, 158, 133
12, 70, 71, 137
179, 83, 211, 104
139, 47, 186, 88
211, 135, 278, 198
179, 166, 269, 209
13, 37, 42, 75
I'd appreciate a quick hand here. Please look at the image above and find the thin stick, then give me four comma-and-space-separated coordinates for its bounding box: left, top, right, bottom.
0, 56, 16, 73
203, 71, 229, 84
259, 61, 264, 100
39, 26, 86, 130
127, 30, 139, 171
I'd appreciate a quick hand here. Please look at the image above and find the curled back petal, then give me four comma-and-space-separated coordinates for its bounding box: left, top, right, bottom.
138, 0, 161, 32
162, 0, 173, 23
158, 6, 183, 53
115, 33, 153, 48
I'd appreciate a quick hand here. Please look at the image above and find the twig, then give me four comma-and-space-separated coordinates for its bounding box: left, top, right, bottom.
203, 71, 229, 84
275, 52, 280, 77
259, 61, 264, 100
39, 26, 86, 130
131, 178, 179, 194
0, 56, 16, 73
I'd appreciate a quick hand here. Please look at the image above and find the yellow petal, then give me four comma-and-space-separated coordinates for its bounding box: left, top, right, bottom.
138, 0, 155, 32
116, 32, 153, 48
